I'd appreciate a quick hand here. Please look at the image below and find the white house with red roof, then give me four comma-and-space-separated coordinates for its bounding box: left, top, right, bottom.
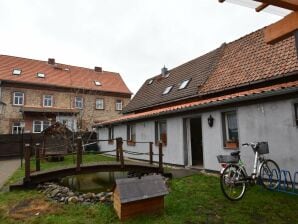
95, 26, 298, 172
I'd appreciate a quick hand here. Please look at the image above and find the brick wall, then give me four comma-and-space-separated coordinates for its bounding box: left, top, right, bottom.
0, 84, 130, 134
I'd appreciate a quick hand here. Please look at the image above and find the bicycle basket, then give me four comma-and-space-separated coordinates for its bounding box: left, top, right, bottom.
256, 142, 269, 154
217, 155, 239, 164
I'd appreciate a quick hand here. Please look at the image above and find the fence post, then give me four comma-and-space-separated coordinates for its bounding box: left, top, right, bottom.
76, 137, 82, 172
117, 138, 124, 168
35, 143, 40, 172
149, 142, 153, 165
158, 141, 163, 173
24, 144, 31, 182
116, 138, 120, 162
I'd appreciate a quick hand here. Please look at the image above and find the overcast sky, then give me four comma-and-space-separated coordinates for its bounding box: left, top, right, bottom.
0, 0, 281, 95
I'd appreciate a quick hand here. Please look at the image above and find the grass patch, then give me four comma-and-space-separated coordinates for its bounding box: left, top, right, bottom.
1, 158, 298, 223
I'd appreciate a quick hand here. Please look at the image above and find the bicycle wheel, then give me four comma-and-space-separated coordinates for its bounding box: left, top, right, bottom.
220, 164, 246, 201
259, 159, 280, 190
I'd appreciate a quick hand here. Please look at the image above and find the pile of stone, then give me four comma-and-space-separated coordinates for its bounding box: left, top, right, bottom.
37, 182, 113, 205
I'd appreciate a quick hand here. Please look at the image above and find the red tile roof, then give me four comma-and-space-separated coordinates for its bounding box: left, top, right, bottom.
200, 29, 298, 94
123, 28, 298, 113
94, 80, 298, 126
0, 55, 132, 95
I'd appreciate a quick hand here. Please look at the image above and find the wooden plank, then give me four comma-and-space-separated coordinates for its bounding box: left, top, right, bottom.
264, 11, 298, 44
24, 144, 31, 182
255, 3, 270, 12
35, 143, 40, 172
149, 142, 153, 164
120, 197, 164, 220
76, 137, 82, 171
254, 0, 298, 11
158, 142, 163, 172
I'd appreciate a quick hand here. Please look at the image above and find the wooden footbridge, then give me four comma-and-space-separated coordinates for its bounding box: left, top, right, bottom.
15, 137, 164, 188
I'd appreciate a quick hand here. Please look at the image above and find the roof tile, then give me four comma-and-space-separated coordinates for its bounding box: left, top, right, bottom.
0, 55, 132, 95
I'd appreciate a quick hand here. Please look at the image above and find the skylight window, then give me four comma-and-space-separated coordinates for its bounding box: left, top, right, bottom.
148, 79, 154, 85
37, 72, 45, 78
179, 79, 191, 90
12, 69, 22, 75
94, 81, 102, 86
162, 86, 173, 95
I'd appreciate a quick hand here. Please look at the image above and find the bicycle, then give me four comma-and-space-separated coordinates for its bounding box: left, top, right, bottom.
217, 142, 280, 201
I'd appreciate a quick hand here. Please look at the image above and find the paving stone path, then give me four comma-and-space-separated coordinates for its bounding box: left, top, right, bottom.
0, 159, 20, 189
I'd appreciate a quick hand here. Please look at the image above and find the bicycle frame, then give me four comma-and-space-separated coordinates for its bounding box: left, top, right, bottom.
238, 150, 266, 181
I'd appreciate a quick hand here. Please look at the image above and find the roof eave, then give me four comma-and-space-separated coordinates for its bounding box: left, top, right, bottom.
95, 85, 298, 127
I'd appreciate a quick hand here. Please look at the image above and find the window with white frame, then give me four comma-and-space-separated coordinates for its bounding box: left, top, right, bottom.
155, 120, 167, 145
43, 95, 53, 107
222, 111, 239, 148
96, 99, 104, 110
178, 79, 191, 90
162, 86, 173, 95
75, 96, 83, 109
33, 120, 51, 133
12, 122, 23, 134
127, 124, 136, 144
13, 92, 24, 105
115, 100, 123, 111
12, 69, 22, 75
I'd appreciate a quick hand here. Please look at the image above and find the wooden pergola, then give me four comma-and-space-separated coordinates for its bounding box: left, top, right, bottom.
219, 0, 298, 44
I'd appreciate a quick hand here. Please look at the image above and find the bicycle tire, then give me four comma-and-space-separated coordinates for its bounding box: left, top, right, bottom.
220, 164, 246, 201
259, 159, 280, 190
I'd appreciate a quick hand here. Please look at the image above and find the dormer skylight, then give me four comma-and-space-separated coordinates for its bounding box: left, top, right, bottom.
162, 85, 173, 95
12, 69, 22, 75
37, 72, 45, 78
179, 79, 191, 90
148, 79, 154, 85
94, 80, 102, 86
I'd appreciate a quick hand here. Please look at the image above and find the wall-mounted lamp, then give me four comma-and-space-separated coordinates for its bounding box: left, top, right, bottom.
208, 115, 214, 127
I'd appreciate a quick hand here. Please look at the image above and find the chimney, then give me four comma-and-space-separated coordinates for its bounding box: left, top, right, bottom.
161, 66, 168, 77
94, 66, 102, 72
48, 58, 55, 65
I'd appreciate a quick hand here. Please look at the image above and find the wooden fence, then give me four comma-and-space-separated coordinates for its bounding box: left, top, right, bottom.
0, 132, 96, 159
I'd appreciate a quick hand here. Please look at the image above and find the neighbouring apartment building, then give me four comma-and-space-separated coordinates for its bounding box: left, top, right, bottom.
96, 27, 298, 173
0, 55, 132, 134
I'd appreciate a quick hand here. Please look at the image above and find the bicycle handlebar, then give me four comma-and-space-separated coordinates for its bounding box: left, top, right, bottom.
242, 142, 258, 148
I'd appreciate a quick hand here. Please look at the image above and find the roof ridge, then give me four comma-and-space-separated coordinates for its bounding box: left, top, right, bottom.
0, 54, 120, 74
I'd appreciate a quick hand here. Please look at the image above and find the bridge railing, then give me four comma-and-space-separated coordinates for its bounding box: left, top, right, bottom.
23, 137, 163, 183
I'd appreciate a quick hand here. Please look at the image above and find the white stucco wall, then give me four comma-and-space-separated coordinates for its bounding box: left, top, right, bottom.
97, 117, 185, 165
202, 99, 298, 174
97, 97, 298, 173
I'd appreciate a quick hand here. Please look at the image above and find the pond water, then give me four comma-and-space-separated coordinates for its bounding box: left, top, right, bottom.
60, 172, 128, 193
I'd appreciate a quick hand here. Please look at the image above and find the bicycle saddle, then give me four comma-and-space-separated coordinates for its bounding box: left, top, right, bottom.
230, 151, 240, 156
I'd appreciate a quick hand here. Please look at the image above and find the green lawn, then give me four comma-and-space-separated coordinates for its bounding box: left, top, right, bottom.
1, 156, 298, 224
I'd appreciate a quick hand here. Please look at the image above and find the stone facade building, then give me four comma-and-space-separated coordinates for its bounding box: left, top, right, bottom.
0, 55, 131, 134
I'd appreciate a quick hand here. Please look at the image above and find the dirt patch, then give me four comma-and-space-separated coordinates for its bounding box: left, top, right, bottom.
8, 198, 58, 220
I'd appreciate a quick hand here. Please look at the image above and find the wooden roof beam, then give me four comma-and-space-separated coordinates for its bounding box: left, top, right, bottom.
264, 11, 298, 44
255, 3, 270, 12
254, 0, 298, 11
